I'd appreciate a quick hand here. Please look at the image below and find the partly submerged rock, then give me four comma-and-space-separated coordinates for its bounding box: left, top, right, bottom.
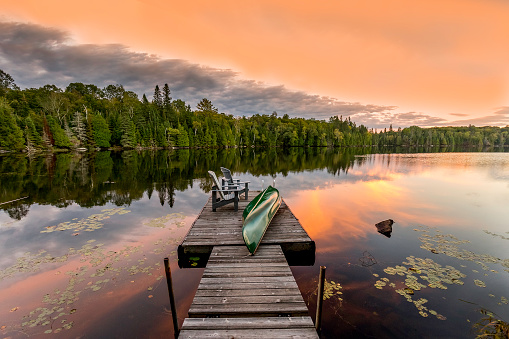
376, 219, 394, 238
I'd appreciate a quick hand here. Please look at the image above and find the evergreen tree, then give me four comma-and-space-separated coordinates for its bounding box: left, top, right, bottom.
86, 113, 96, 148
142, 94, 149, 105
163, 84, 172, 109
0, 69, 19, 98
196, 98, 218, 113
92, 114, 112, 148
46, 115, 72, 148
153, 85, 162, 109
24, 115, 43, 150
120, 116, 137, 148
177, 125, 190, 147
0, 98, 24, 150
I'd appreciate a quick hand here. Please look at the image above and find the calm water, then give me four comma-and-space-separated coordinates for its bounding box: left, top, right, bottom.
1, 148, 508, 338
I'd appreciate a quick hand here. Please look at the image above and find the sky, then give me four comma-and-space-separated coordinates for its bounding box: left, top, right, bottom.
0, 0, 508, 128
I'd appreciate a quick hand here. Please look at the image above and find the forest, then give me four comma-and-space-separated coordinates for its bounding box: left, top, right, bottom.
1, 69, 508, 151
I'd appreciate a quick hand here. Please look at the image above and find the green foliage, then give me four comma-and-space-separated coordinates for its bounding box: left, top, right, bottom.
46, 115, 72, 148
0, 98, 25, 150
24, 115, 43, 149
120, 117, 137, 148
1, 78, 507, 152
91, 114, 111, 148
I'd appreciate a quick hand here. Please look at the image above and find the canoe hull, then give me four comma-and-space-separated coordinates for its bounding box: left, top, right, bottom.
242, 186, 282, 254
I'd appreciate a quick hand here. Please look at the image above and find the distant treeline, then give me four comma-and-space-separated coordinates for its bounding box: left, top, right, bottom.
1, 69, 508, 151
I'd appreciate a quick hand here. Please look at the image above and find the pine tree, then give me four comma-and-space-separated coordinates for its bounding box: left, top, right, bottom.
120, 116, 137, 148
0, 98, 24, 150
177, 125, 189, 147
24, 116, 43, 150
163, 84, 172, 109
153, 85, 162, 109
86, 113, 96, 149
91, 114, 111, 148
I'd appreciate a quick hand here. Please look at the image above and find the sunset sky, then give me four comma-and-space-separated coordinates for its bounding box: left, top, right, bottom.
1, 0, 508, 128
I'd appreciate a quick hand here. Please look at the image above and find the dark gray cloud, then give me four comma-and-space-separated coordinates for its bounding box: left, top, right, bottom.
1, 20, 497, 129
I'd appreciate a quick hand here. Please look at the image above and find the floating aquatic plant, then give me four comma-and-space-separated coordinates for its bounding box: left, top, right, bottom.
322, 279, 343, 302
143, 213, 184, 228
415, 226, 507, 273
0, 250, 69, 281
375, 256, 462, 320
41, 208, 131, 234
474, 279, 486, 288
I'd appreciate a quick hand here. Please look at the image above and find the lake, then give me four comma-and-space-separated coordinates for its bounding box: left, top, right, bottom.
1, 148, 508, 338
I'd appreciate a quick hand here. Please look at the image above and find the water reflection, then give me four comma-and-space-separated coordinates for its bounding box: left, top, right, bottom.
1, 149, 508, 338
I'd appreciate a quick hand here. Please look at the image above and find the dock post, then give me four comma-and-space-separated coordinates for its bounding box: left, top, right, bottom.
164, 258, 179, 338
315, 265, 326, 336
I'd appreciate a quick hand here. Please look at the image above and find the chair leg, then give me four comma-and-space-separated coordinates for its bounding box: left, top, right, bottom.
244, 183, 249, 200
212, 191, 217, 212
234, 191, 239, 211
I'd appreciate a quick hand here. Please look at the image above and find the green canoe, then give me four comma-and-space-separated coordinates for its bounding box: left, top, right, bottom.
242, 185, 282, 254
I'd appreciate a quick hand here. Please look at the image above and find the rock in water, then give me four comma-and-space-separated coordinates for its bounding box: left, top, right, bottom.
375, 219, 394, 238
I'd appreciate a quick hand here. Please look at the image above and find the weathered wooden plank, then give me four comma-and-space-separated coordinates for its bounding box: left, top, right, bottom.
180, 316, 315, 330
183, 238, 312, 246
198, 276, 297, 285
188, 303, 309, 317
194, 288, 302, 297
202, 271, 293, 279
206, 255, 290, 262
203, 266, 292, 273
206, 256, 288, 262
192, 295, 306, 305
197, 281, 299, 290
187, 230, 308, 237
179, 328, 318, 339
212, 246, 281, 253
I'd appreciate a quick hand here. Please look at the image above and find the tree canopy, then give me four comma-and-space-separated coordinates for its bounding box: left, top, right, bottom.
0, 69, 507, 152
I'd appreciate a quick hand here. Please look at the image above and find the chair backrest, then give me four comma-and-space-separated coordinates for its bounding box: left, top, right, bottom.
220, 167, 233, 184
208, 170, 225, 200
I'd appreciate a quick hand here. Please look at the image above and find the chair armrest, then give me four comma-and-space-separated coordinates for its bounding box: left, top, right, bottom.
212, 187, 240, 192
224, 182, 240, 187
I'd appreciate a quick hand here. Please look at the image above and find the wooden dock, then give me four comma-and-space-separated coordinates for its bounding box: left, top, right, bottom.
178, 192, 318, 338
178, 193, 315, 267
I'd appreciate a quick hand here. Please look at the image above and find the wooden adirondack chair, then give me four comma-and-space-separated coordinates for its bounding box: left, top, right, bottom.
208, 170, 245, 211
220, 167, 249, 200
